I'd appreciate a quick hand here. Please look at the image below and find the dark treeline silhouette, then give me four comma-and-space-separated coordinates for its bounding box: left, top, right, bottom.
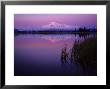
14, 27, 97, 35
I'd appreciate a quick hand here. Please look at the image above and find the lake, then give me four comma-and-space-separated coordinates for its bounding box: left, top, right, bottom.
14, 33, 97, 76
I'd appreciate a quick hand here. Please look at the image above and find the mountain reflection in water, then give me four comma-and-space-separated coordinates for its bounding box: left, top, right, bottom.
14, 34, 97, 76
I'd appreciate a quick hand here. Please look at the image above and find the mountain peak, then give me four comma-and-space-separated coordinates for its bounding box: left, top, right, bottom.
49, 22, 61, 27
50, 22, 58, 25
42, 22, 75, 30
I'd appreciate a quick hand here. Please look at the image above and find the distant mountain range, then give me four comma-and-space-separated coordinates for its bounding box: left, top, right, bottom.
15, 22, 96, 31
14, 22, 97, 34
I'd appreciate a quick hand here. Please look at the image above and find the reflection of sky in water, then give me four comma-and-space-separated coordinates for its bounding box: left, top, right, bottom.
14, 34, 96, 76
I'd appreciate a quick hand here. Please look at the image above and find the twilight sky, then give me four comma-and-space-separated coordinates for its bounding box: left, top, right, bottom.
14, 14, 97, 29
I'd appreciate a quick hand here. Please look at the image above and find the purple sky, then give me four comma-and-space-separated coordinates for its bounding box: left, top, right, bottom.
14, 14, 97, 29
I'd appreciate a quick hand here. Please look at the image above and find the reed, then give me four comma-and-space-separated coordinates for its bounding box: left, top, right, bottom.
73, 37, 97, 68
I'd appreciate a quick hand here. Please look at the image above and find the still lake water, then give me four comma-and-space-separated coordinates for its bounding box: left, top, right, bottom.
14, 34, 97, 76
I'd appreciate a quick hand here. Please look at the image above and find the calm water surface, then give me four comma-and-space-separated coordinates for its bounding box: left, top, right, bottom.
14, 34, 96, 76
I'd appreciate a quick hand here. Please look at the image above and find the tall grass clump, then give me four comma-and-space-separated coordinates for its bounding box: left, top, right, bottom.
73, 37, 97, 68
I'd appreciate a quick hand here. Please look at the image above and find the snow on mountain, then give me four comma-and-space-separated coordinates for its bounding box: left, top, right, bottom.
41, 22, 78, 30
15, 22, 96, 31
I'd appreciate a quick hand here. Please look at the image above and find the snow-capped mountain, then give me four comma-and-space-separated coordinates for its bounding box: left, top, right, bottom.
41, 22, 78, 30
15, 22, 96, 32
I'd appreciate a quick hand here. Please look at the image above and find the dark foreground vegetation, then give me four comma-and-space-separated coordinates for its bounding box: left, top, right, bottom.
60, 36, 97, 70
73, 37, 97, 68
